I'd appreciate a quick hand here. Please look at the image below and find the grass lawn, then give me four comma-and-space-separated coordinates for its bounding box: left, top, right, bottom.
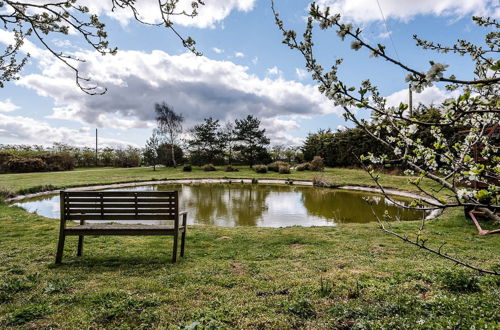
0, 167, 499, 328
0, 166, 439, 196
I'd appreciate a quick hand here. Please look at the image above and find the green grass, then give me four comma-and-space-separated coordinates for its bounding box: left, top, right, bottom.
0, 167, 498, 328
0, 165, 439, 195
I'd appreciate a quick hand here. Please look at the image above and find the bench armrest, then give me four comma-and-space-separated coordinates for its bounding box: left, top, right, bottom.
179, 211, 188, 226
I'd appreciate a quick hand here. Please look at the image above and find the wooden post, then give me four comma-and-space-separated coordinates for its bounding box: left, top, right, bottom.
180, 212, 187, 257
172, 191, 179, 263
77, 219, 84, 257
55, 191, 67, 264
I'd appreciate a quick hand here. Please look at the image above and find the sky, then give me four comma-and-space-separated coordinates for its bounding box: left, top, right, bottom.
0, 0, 498, 148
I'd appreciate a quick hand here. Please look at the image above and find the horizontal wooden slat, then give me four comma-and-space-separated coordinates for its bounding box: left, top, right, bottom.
66, 198, 175, 203
65, 203, 175, 209
67, 214, 176, 221
64, 191, 176, 197
68, 209, 175, 214
65, 225, 183, 236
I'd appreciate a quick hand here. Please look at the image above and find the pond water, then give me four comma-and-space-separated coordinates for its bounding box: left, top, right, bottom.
11, 183, 426, 227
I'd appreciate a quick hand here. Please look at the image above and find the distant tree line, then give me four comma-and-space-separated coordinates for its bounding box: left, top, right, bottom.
0, 144, 142, 173
301, 107, 465, 168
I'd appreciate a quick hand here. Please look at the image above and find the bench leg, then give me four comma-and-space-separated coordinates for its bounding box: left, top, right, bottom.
180, 227, 186, 257
172, 234, 178, 263
77, 235, 84, 257
55, 233, 66, 264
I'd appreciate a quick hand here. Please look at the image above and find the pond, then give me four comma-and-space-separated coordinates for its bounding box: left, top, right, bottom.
11, 183, 426, 227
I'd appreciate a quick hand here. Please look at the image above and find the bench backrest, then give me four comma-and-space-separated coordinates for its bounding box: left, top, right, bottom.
60, 191, 178, 222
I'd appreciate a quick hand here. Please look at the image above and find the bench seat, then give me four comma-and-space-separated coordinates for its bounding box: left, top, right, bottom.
55, 190, 188, 264
65, 224, 185, 236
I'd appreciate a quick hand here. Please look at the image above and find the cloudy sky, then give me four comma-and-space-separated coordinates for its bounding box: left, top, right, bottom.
0, 0, 498, 147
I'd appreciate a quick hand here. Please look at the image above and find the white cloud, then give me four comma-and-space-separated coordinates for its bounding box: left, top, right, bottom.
0, 113, 131, 147
385, 85, 461, 108
12, 48, 337, 144
79, 0, 256, 28
0, 98, 20, 112
212, 47, 224, 54
262, 118, 303, 145
234, 51, 245, 58
295, 68, 308, 80
251, 56, 258, 65
267, 66, 281, 76
316, 0, 498, 23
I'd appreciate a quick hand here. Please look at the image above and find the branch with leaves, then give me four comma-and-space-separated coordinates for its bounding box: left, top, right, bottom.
0, 0, 204, 94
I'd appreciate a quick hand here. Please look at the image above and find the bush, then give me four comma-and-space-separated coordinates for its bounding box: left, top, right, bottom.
268, 161, 288, 172
0, 186, 15, 201
225, 165, 239, 172
40, 152, 75, 171
296, 162, 310, 171
182, 164, 192, 172
253, 164, 268, 173
310, 156, 325, 171
4, 157, 47, 173
278, 164, 291, 174
202, 163, 216, 171
0, 151, 13, 171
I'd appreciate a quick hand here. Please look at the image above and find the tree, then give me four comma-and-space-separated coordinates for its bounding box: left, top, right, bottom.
143, 130, 160, 171
157, 142, 184, 167
220, 121, 236, 164
155, 102, 183, 167
233, 115, 270, 167
187, 117, 225, 165
0, 0, 203, 93
273, 3, 499, 273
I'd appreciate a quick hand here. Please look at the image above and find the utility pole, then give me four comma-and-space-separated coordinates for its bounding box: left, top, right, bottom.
408, 84, 413, 117
95, 128, 98, 167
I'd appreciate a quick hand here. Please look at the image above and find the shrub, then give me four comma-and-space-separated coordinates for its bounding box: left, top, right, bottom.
296, 162, 310, 171
182, 164, 192, 172
202, 163, 216, 171
268, 161, 288, 172
310, 156, 325, 171
4, 157, 47, 173
225, 165, 239, 172
40, 152, 75, 171
312, 174, 332, 187
0, 186, 15, 201
278, 164, 291, 174
0, 151, 13, 171
253, 164, 267, 173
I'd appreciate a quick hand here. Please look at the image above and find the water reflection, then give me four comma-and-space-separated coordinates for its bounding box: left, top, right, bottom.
11, 184, 425, 227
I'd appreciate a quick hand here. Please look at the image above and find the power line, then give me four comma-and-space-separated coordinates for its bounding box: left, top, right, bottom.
375, 0, 401, 62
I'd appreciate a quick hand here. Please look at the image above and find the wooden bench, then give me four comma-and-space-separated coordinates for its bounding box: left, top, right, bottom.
55, 190, 187, 264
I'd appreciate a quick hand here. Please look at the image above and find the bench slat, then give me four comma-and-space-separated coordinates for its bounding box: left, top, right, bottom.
68, 214, 177, 221
65, 225, 182, 236
67, 209, 176, 214
65, 191, 176, 197
66, 203, 176, 209
66, 198, 175, 203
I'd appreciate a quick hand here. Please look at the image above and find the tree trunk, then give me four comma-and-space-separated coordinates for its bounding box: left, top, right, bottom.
171, 144, 177, 167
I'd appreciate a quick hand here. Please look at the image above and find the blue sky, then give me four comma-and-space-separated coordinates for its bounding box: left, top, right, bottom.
0, 0, 498, 148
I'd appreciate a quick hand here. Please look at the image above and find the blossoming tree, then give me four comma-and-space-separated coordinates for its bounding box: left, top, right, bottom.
273, 2, 499, 272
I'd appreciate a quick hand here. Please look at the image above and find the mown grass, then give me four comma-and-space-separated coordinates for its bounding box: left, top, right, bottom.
0, 167, 498, 328
0, 165, 439, 196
